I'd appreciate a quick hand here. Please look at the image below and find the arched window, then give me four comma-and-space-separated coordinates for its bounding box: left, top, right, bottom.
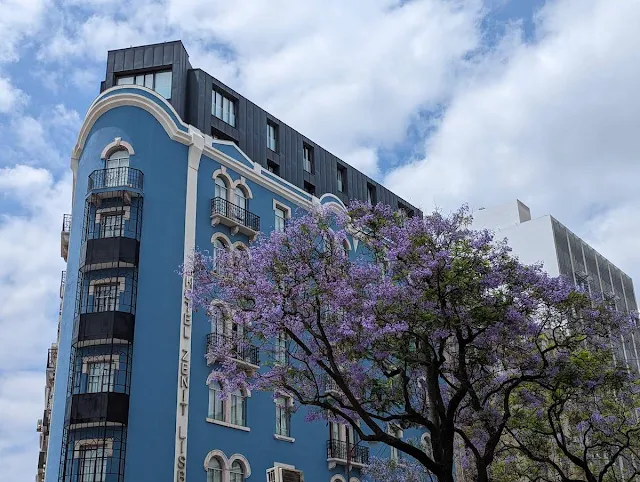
211, 306, 225, 336
106, 149, 130, 169
215, 177, 228, 201
106, 149, 130, 187
234, 186, 247, 211
208, 382, 225, 422
206, 456, 223, 482
230, 389, 246, 427
213, 238, 229, 272
230, 460, 245, 482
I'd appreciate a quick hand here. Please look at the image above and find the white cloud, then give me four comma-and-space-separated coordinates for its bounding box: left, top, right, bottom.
0, 165, 71, 482
385, 0, 640, 280
38, 0, 485, 174
0, 0, 49, 62
0, 76, 28, 113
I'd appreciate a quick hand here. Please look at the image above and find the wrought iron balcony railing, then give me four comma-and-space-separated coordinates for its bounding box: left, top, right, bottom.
210, 197, 260, 235
326, 439, 370, 465
206, 332, 260, 366
88, 166, 144, 191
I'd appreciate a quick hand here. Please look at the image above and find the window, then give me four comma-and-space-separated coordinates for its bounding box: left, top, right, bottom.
213, 238, 229, 273
100, 213, 123, 238
211, 306, 225, 336
267, 122, 278, 151
212, 91, 236, 127
303, 182, 315, 196
105, 149, 130, 187
275, 396, 291, 437
230, 390, 246, 426
388, 424, 403, 461
79, 444, 107, 482
87, 361, 115, 393
267, 161, 279, 175
230, 461, 245, 482
94, 284, 117, 312
208, 382, 225, 422
235, 187, 247, 209
337, 166, 347, 193
303, 145, 313, 173
275, 207, 286, 233
116, 70, 172, 99
275, 333, 288, 365
367, 183, 376, 205
215, 177, 228, 201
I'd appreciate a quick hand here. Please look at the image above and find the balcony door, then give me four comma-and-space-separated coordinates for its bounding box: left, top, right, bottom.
105, 150, 129, 187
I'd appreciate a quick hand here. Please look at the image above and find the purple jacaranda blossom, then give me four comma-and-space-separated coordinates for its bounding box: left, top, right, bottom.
183, 202, 639, 482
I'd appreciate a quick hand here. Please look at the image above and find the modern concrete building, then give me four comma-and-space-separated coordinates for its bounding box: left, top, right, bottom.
472, 199, 640, 371
38, 40, 419, 482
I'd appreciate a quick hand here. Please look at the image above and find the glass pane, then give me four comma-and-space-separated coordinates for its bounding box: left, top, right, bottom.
144, 73, 154, 89
135, 75, 144, 86
223, 97, 230, 123
154, 71, 172, 99
229, 100, 236, 127
215, 93, 223, 118
117, 76, 134, 86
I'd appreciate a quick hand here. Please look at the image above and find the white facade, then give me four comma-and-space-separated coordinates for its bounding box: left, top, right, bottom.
472, 199, 640, 372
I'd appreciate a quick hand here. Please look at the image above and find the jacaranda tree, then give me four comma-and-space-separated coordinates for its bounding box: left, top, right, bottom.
185, 202, 637, 482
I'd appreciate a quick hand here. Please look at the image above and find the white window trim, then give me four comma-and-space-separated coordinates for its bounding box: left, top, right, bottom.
203, 451, 252, 481
73, 438, 113, 458
273, 392, 294, 441
206, 418, 251, 432
95, 206, 131, 223
88, 277, 126, 296
207, 384, 251, 429
100, 138, 135, 160
81, 355, 120, 374
272, 200, 292, 219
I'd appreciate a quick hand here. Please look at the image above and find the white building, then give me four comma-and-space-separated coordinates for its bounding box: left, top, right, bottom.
472, 199, 640, 372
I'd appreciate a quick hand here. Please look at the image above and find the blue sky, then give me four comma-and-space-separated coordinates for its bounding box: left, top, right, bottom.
3, 0, 640, 479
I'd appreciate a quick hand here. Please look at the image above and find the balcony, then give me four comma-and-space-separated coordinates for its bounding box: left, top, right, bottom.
206, 332, 260, 371
210, 197, 260, 239
47, 346, 57, 370
61, 214, 71, 261
88, 167, 144, 192
326, 439, 369, 468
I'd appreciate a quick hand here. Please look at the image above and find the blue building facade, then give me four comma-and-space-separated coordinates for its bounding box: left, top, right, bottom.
41, 42, 422, 482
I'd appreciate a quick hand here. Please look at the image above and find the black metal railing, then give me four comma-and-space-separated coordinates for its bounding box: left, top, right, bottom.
88, 167, 144, 191
326, 439, 370, 465
62, 214, 72, 233
60, 271, 66, 299
211, 197, 260, 232
206, 332, 260, 366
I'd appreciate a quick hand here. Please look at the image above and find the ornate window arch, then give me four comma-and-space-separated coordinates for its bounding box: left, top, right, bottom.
100, 137, 135, 160
204, 450, 228, 482
330, 475, 347, 482
228, 455, 251, 481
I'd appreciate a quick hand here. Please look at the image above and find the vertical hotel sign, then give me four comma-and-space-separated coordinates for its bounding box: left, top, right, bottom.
175, 129, 204, 482
176, 274, 192, 482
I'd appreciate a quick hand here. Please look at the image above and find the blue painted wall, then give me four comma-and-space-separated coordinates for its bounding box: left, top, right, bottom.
47, 93, 402, 482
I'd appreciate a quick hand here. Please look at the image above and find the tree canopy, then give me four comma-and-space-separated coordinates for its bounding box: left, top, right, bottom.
186, 202, 639, 482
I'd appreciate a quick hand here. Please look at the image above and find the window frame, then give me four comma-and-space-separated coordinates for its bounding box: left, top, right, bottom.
93, 282, 118, 313
267, 122, 278, 152
86, 360, 116, 393
78, 443, 108, 482
302, 144, 314, 173
212, 90, 237, 127
337, 165, 347, 193
116, 70, 172, 99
